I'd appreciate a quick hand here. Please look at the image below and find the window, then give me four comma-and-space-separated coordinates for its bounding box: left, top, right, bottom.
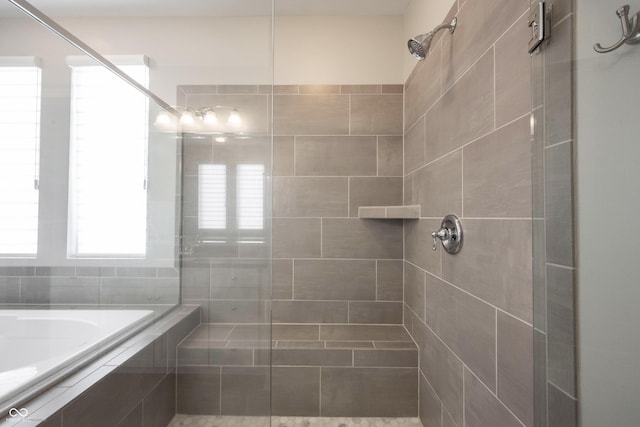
198, 164, 226, 230
67, 56, 149, 256
0, 57, 41, 256
197, 162, 265, 237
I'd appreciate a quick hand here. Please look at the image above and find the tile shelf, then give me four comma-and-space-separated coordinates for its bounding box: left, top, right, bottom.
357, 205, 420, 219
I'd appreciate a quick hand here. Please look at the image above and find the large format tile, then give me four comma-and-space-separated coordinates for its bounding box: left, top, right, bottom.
321, 368, 418, 417
322, 218, 403, 259
274, 95, 349, 135
405, 41, 442, 130
426, 49, 495, 163
0, 277, 20, 303
376, 260, 403, 301
548, 382, 577, 427
463, 116, 531, 218
425, 273, 497, 391
404, 262, 426, 322
272, 218, 321, 258
378, 136, 403, 177
414, 150, 462, 218
497, 312, 533, 426
20, 277, 100, 304
404, 117, 426, 174
272, 367, 320, 416
272, 259, 293, 299
143, 373, 175, 427
272, 349, 352, 367
442, 219, 532, 323
420, 374, 442, 427
413, 315, 464, 427
273, 177, 348, 217
272, 300, 348, 323
544, 17, 573, 145
349, 301, 403, 324
495, 13, 531, 127
320, 325, 410, 341
295, 136, 377, 177
274, 136, 294, 176
348, 177, 403, 217
350, 94, 403, 135
220, 367, 270, 416
464, 368, 522, 427
442, 0, 528, 88
293, 259, 375, 301
404, 219, 442, 276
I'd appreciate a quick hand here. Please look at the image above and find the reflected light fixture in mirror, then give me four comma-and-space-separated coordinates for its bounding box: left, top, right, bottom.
154, 106, 242, 134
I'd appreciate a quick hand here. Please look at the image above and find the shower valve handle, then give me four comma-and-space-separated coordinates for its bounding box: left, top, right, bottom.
431, 229, 450, 250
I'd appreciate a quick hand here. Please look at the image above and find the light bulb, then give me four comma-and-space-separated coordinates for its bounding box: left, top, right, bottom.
154, 111, 172, 128
203, 110, 218, 127
179, 111, 195, 127
227, 109, 241, 127
215, 136, 227, 143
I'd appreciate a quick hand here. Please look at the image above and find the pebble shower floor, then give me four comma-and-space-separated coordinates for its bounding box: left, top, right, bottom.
168, 415, 423, 427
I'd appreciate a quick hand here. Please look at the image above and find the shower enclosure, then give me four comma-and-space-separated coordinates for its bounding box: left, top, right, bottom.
532, 0, 640, 425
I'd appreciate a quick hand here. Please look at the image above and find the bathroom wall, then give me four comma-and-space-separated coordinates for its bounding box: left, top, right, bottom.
402, 0, 534, 426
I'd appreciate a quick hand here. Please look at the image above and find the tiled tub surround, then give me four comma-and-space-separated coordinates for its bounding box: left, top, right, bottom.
403, 1, 534, 427
4, 305, 199, 427
177, 324, 418, 417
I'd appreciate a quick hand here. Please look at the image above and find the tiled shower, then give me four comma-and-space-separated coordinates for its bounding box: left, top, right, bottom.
0, 0, 585, 425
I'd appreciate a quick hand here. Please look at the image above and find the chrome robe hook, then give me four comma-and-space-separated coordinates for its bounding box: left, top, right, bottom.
594, 5, 640, 53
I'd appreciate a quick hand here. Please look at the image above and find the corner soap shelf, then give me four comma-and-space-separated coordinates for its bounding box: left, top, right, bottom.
358, 205, 420, 219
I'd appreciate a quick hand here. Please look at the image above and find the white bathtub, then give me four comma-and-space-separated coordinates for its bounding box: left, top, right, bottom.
0, 309, 153, 411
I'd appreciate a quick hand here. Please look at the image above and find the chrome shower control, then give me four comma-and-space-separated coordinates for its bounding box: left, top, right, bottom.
431, 214, 463, 254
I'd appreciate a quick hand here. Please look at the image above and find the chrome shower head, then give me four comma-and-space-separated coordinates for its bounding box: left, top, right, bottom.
408, 17, 458, 61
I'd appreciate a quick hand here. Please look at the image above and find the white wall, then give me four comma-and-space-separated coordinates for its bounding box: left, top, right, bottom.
403, 0, 455, 81
576, 0, 640, 425
274, 16, 403, 84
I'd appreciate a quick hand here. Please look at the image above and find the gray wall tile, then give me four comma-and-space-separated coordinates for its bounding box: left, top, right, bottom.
544, 17, 573, 145
414, 150, 462, 218
21, 277, 100, 304
272, 300, 348, 323
404, 262, 426, 322
497, 312, 534, 426
377, 260, 403, 301
321, 367, 418, 417
378, 136, 403, 177
0, 277, 20, 303
405, 219, 442, 275
320, 325, 410, 341
425, 273, 497, 391
420, 374, 442, 427
426, 49, 495, 163
350, 94, 403, 135
295, 136, 377, 176
299, 85, 340, 94
272, 367, 320, 416
272, 324, 319, 341
353, 349, 418, 367
272, 349, 352, 366
548, 382, 577, 427
273, 177, 348, 217
405, 117, 426, 173
322, 218, 403, 259
273, 218, 321, 258
442, 219, 532, 323
463, 116, 532, 218
464, 368, 522, 427
349, 302, 403, 324
412, 318, 464, 427
274, 136, 295, 176
294, 259, 375, 301
220, 367, 270, 415
405, 42, 442, 130
274, 95, 349, 135
348, 177, 403, 217
272, 259, 293, 299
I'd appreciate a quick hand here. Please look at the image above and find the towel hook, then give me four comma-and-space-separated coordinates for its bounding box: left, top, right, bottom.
594, 5, 640, 53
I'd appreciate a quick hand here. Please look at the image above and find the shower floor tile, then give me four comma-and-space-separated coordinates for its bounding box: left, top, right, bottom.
168, 415, 423, 427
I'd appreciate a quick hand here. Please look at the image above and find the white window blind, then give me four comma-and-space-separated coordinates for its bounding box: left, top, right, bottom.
67, 59, 149, 256
0, 58, 41, 255
198, 164, 226, 230
237, 164, 264, 230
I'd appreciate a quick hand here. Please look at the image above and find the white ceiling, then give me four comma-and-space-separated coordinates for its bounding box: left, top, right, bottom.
2, 0, 411, 17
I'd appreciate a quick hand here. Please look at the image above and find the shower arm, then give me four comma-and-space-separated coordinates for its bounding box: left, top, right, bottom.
432, 17, 458, 36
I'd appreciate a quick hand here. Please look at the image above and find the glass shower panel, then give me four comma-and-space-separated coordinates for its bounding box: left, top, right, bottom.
0, 0, 181, 412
